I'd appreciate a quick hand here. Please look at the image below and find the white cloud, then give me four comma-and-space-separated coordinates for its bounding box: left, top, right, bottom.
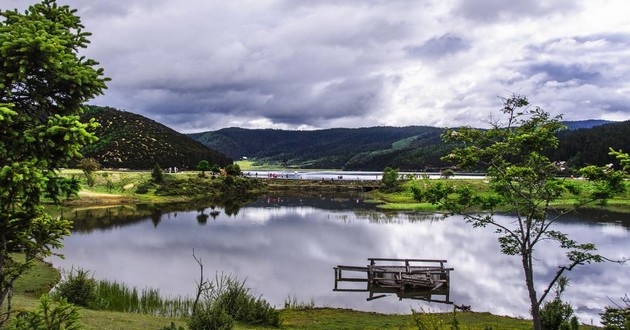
3, 0, 630, 132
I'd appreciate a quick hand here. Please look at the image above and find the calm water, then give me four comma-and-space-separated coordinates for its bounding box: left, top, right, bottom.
51, 196, 629, 324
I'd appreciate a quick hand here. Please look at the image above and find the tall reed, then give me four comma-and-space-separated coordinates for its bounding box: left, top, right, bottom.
93, 279, 194, 317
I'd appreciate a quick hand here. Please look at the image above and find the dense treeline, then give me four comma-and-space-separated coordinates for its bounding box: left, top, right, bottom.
549, 120, 630, 169
191, 126, 447, 170
80, 106, 232, 169
190, 121, 627, 171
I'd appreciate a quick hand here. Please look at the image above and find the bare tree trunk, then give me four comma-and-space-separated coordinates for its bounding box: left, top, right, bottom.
523, 251, 542, 330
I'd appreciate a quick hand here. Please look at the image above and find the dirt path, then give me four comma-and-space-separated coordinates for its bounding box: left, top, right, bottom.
62, 190, 138, 206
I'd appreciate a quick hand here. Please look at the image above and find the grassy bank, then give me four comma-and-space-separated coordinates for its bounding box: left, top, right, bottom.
10, 259, 544, 329
372, 178, 630, 212
58, 169, 267, 207
56, 169, 630, 214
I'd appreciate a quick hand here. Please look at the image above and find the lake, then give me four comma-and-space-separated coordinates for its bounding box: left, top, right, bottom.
51, 195, 630, 325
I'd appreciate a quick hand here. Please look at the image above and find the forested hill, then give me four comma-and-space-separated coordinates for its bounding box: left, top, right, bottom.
550, 120, 630, 167
80, 106, 232, 169
189, 126, 449, 170
190, 120, 626, 171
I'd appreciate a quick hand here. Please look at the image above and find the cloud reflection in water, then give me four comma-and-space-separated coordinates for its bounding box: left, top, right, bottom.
52, 198, 629, 324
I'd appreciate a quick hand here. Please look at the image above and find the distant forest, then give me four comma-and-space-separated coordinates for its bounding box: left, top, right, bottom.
190, 120, 630, 171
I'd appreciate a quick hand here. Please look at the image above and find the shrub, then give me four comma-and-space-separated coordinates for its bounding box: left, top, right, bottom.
225, 164, 241, 176
216, 280, 280, 327
540, 277, 578, 330
188, 302, 233, 330
224, 176, 234, 186
193, 273, 281, 328
160, 322, 185, 330
440, 168, 455, 179
54, 268, 96, 308
10, 295, 82, 330
152, 163, 164, 183
412, 307, 444, 330
135, 181, 152, 194
381, 167, 400, 192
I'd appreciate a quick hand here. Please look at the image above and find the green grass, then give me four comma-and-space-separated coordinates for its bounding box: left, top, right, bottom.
279, 308, 538, 330
13, 257, 60, 298
372, 178, 630, 212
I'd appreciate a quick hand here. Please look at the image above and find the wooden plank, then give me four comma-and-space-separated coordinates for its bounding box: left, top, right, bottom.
368, 258, 448, 263
335, 266, 369, 272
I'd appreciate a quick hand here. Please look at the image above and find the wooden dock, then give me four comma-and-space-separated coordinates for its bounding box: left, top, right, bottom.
333, 258, 453, 303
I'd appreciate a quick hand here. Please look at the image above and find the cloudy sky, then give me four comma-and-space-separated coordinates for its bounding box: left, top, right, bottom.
5, 0, 630, 132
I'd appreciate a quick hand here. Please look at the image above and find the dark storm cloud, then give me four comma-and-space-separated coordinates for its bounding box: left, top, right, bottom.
452, 0, 579, 22
405, 33, 470, 60
528, 63, 602, 84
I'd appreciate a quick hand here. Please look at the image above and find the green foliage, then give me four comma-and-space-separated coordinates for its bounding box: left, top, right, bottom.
54, 268, 97, 308
189, 302, 234, 330
214, 278, 280, 326
198, 160, 211, 177
381, 167, 401, 192
90, 279, 193, 317
9, 295, 82, 330
224, 175, 235, 185
540, 278, 578, 330
601, 295, 630, 330
412, 306, 462, 330
0, 0, 108, 325
152, 163, 164, 183
134, 181, 153, 194
211, 164, 221, 175
225, 163, 242, 176
284, 295, 316, 310
191, 273, 281, 329
425, 94, 626, 330
78, 158, 100, 187
160, 322, 186, 330
55, 268, 193, 317
441, 168, 455, 179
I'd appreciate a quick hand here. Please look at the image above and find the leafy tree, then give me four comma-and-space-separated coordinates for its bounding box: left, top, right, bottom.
440, 168, 454, 179
211, 164, 221, 176
424, 94, 626, 330
601, 294, 630, 330
381, 167, 400, 192
77, 158, 100, 187
197, 160, 210, 177
0, 0, 108, 325
225, 163, 241, 176
152, 163, 164, 183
